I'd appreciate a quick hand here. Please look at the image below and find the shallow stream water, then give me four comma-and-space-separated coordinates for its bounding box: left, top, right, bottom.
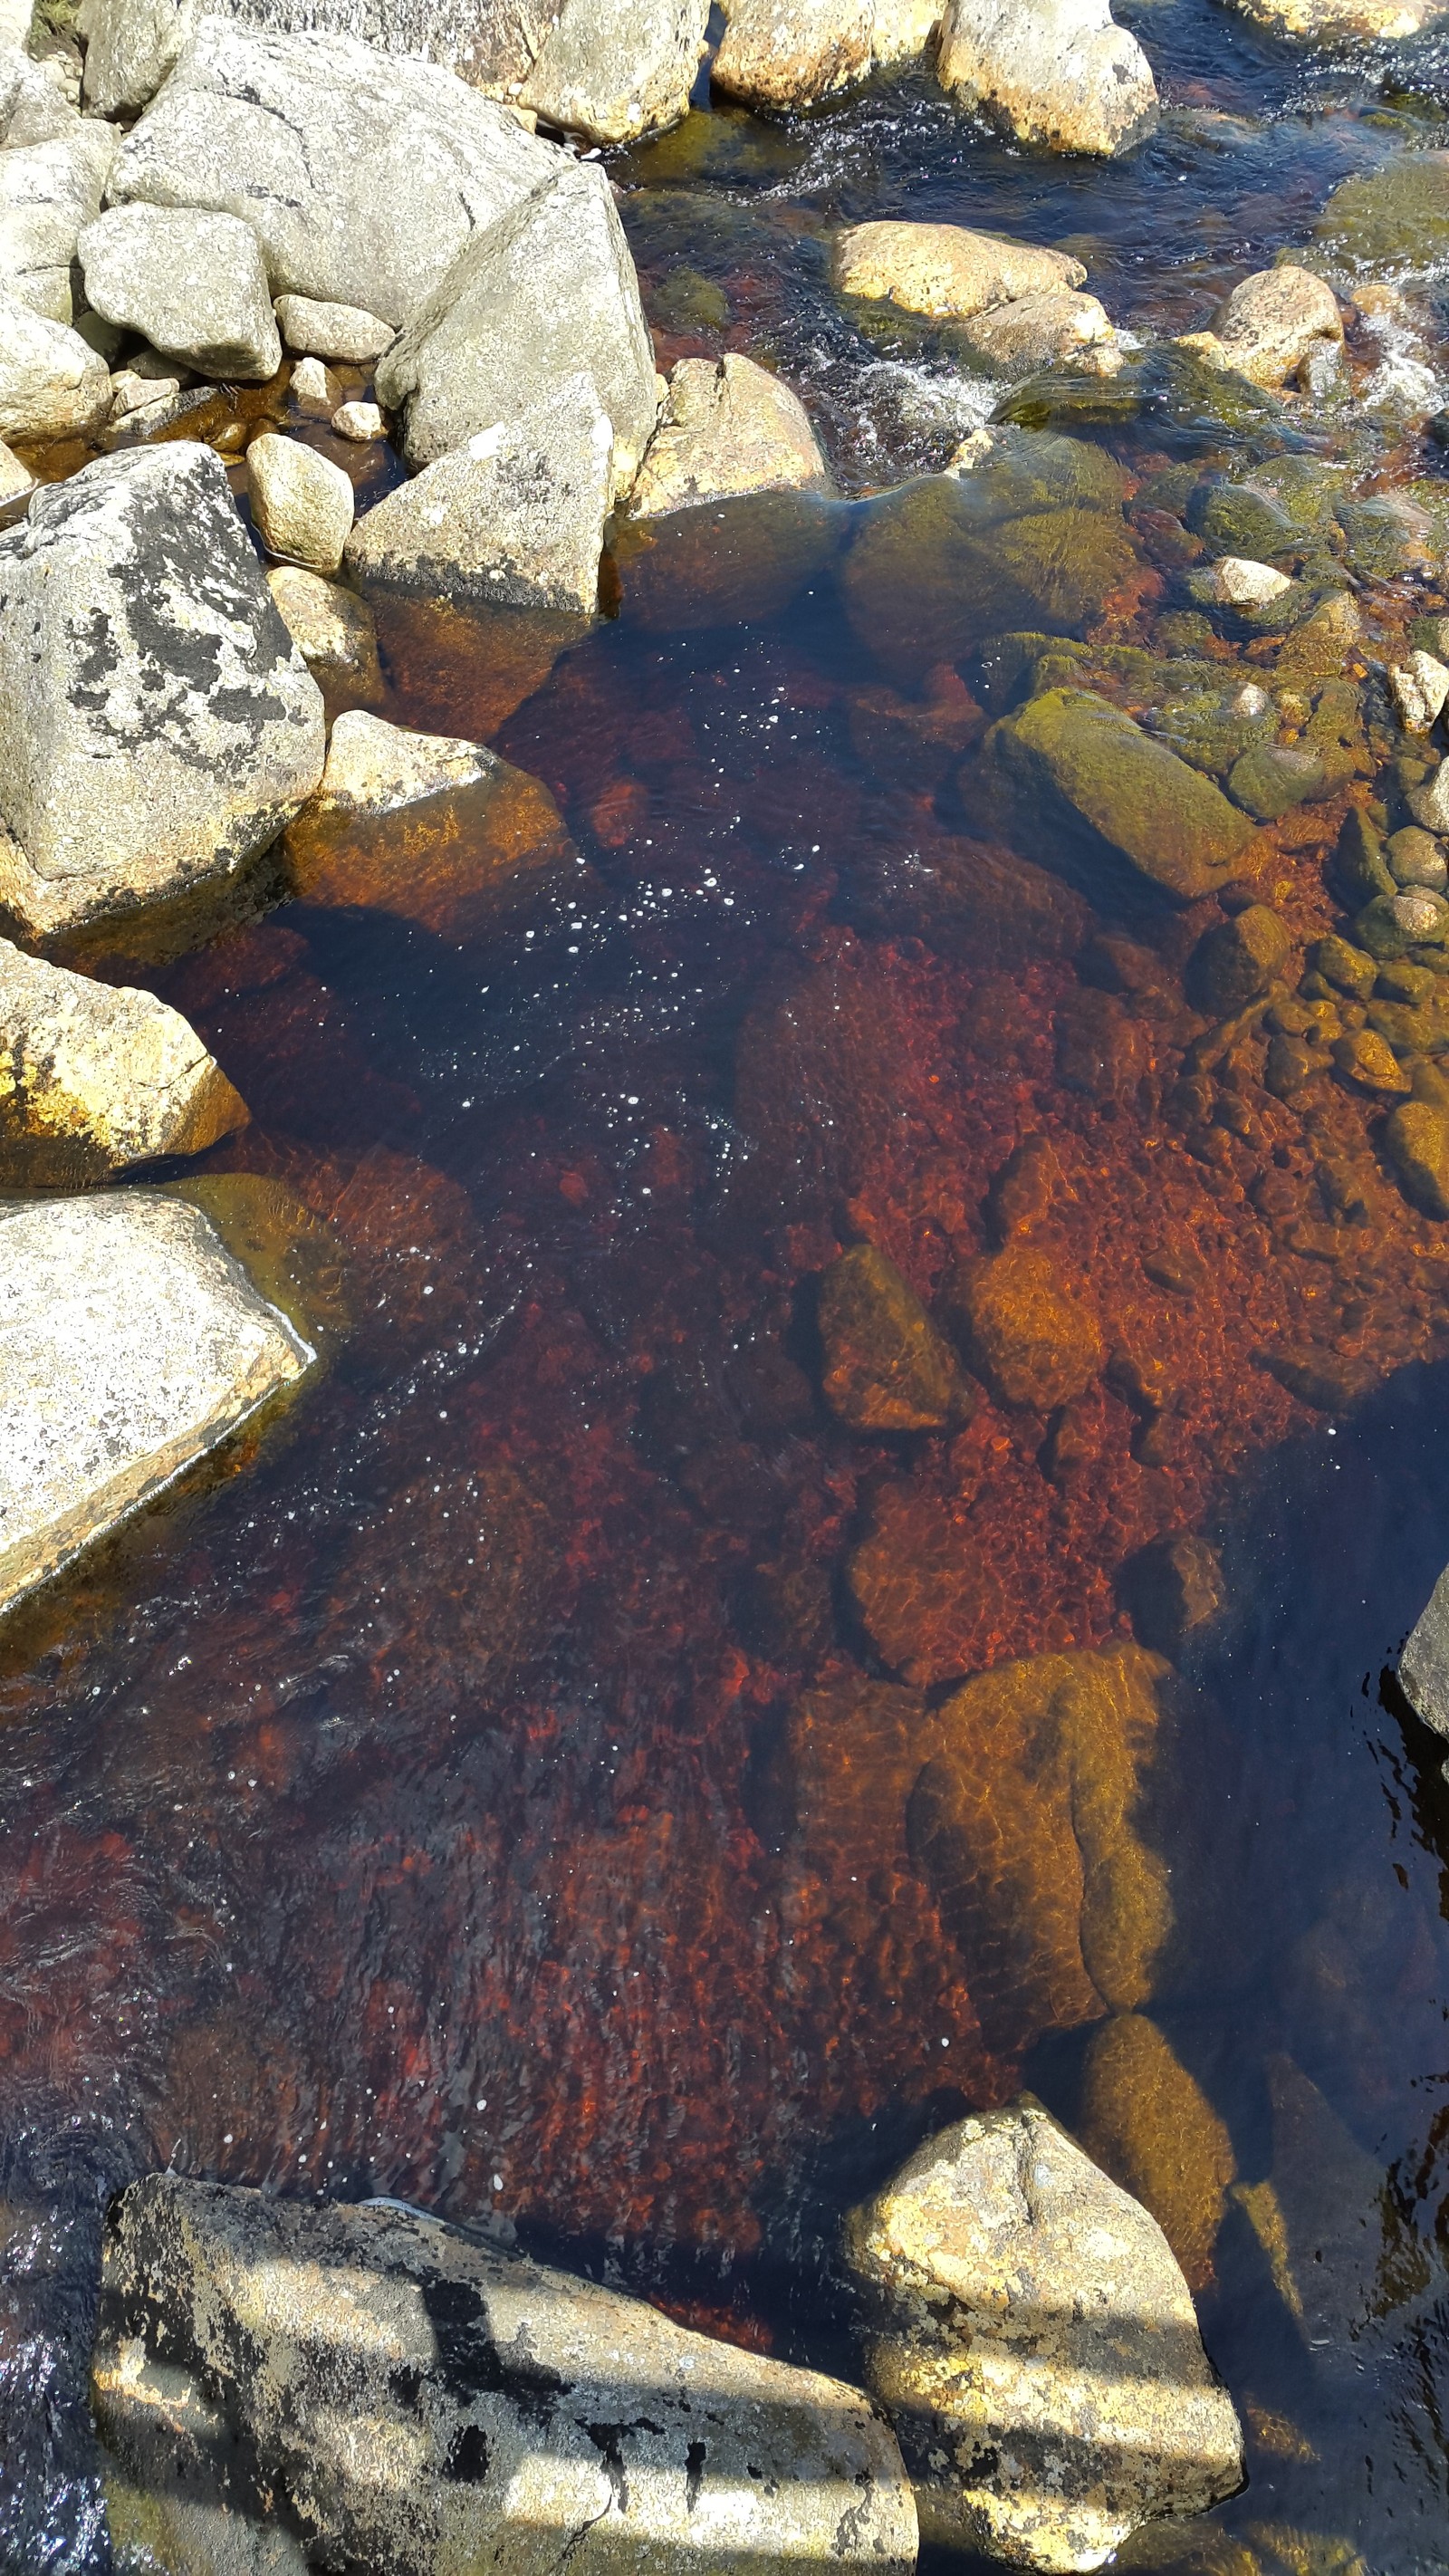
9, 4, 1449, 2568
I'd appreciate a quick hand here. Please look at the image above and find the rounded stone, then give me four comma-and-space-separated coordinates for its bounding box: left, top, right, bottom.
247, 432, 355, 574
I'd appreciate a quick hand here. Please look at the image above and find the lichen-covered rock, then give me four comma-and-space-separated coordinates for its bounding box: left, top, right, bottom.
818, 1241, 969, 1429
79, 203, 281, 381
79, 0, 198, 114
518, 0, 711, 142
1078, 2013, 1238, 2293
1188, 905, 1291, 1012
629, 353, 827, 518
841, 2100, 1243, 2569
712, 0, 875, 108
0, 1191, 312, 1614
0, 442, 325, 956
346, 375, 612, 615
376, 158, 655, 496
0, 284, 110, 440
1227, 744, 1326, 822
273, 292, 393, 361
952, 1241, 1103, 1408
0, 123, 117, 323
247, 431, 355, 573
266, 564, 382, 703
93, 2176, 918, 2576
840, 434, 1135, 681
833, 218, 1086, 317
1227, 0, 1443, 37
1389, 651, 1449, 734
331, 398, 384, 441
0, 41, 81, 145
935, 0, 1158, 157
107, 18, 563, 328
984, 689, 1255, 901
1385, 1096, 1449, 1222
283, 707, 578, 937
1207, 265, 1342, 390
906, 1644, 1172, 2049
0, 937, 245, 1183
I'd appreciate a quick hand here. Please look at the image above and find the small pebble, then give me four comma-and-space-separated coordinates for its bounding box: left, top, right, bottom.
291, 356, 340, 415
1201, 555, 1292, 609
331, 400, 386, 442
1389, 649, 1449, 734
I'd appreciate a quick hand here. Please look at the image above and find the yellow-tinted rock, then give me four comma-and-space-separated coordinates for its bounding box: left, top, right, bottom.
283, 710, 578, 939
1385, 1097, 1449, 1216
1331, 1027, 1411, 1096
907, 1644, 1173, 2053
953, 1242, 1104, 1408
0, 938, 245, 1185
629, 354, 828, 518
168, 1175, 352, 1362
833, 219, 1086, 318
819, 1242, 970, 1429
842, 2100, 1244, 2571
1078, 2013, 1237, 2292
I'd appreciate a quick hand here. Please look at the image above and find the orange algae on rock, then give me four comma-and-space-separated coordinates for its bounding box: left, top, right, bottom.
952, 1242, 1106, 1409
907, 1645, 1173, 2055
1078, 2011, 1238, 2292
819, 1243, 971, 1430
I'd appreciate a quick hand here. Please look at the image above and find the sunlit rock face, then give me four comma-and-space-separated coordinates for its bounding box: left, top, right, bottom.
842, 2101, 1243, 2570
94, 2177, 919, 2573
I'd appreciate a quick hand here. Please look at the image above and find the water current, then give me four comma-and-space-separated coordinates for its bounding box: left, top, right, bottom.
9, 2, 1449, 2565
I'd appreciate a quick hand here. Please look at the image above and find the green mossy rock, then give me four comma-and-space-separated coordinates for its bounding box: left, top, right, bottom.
616, 489, 847, 633
1336, 494, 1433, 580
995, 344, 1286, 455
1386, 1098, 1449, 1216
1228, 744, 1328, 819
1190, 482, 1297, 562
841, 436, 1136, 680
1315, 152, 1449, 272
985, 687, 1257, 902
1356, 891, 1449, 958
1334, 808, 1396, 908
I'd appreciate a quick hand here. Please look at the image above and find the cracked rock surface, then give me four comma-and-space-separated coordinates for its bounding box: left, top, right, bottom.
94, 2175, 918, 2576
0, 439, 325, 954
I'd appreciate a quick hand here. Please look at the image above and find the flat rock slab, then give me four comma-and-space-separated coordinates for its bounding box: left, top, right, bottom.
0, 936, 245, 1181
94, 2175, 918, 2575
0, 440, 324, 956
0, 1192, 312, 1615
843, 2100, 1243, 2570
107, 17, 565, 328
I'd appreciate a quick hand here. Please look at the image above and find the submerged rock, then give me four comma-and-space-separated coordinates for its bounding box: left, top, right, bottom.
841, 2100, 1243, 2569
951, 1241, 1103, 1409
266, 564, 383, 705
283, 707, 578, 937
818, 1240, 970, 1429
1385, 1096, 1449, 1222
906, 1645, 1173, 2042
0, 122, 117, 322
1205, 265, 1342, 391
615, 485, 845, 632
1235, 2056, 1434, 2356
1228, 0, 1444, 35
247, 430, 355, 573
108, 19, 563, 328
0, 442, 325, 957
0, 937, 245, 1183
0, 1191, 312, 1616
833, 218, 1086, 318
840, 433, 1135, 681
1314, 152, 1449, 274
80, 203, 280, 381
1078, 2013, 1238, 2293
629, 353, 827, 517
377, 158, 655, 496
0, 283, 110, 440
347, 376, 612, 615
935, 0, 1158, 158
93, 2176, 918, 2575
984, 688, 1255, 902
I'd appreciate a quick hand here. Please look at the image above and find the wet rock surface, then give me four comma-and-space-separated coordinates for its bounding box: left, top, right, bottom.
630, 352, 827, 517
94, 2176, 918, 2574
842, 2100, 1243, 2569
935, 0, 1158, 156
0, 938, 245, 1182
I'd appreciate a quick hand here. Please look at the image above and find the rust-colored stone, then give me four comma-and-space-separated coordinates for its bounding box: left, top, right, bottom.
819, 1243, 970, 1431
951, 1244, 1105, 1410
1078, 2011, 1237, 2292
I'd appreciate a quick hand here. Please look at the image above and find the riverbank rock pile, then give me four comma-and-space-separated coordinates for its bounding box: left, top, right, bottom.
92, 2175, 919, 2573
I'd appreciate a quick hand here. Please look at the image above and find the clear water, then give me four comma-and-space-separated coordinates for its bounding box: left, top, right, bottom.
7, 7, 1449, 2569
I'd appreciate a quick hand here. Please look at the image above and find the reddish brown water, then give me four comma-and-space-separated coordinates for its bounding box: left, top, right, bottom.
7, 8, 1449, 2567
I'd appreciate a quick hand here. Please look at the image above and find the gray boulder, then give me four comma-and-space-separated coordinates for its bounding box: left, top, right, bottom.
79, 0, 198, 112
519, 0, 710, 141
630, 352, 828, 517
0, 283, 111, 439
94, 2176, 918, 2576
0, 121, 118, 322
376, 156, 656, 495
347, 373, 611, 613
843, 2100, 1243, 2571
273, 291, 393, 361
106, 16, 565, 328
80, 202, 281, 379
0, 1192, 312, 1616
0, 441, 325, 953
1400, 1562, 1449, 1755
0, 43, 83, 144
711, 0, 940, 109
935, 0, 1157, 156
